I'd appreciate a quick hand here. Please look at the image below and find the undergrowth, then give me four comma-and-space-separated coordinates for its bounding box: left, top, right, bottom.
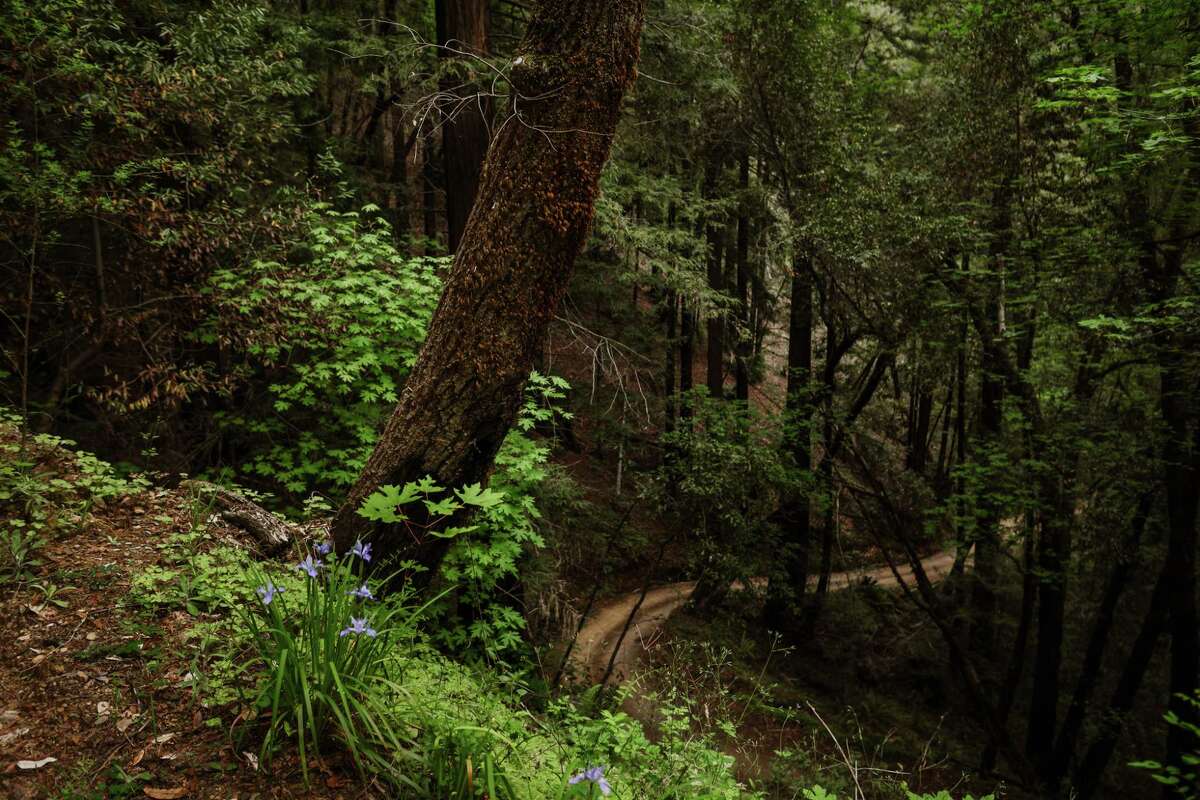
2, 410, 998, 799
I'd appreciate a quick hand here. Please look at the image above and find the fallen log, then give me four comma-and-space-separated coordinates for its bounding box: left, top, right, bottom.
181, 480, 295, 554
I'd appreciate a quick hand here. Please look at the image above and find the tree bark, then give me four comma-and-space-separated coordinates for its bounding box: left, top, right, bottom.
421, 126, 439, 249
952, 254, 970, 576
1157, 285, 1200, 788
973, 183, 1010, 660
437, 0, 493, 253
182, 480, 293, 554
330, 0, 649, 568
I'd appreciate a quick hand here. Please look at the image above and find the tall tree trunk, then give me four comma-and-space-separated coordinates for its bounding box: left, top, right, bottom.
680, 300, 695, 425
705, 161, 726, 400
437, 0, 493, 253
734, 151, 751, 403
972, 196, 1008, 660
331, 0, 649, 568
980, 517, 1036, 775
952, 254, 970, 576
421, 127, 440, 249
663, 203, 678, 435
1158, 301, 1200, 785
1112, 47, 1200, 789
812, 290, 839, 607
764, 248, 813, 627
906, 383, 933, 474
664, 289, 678, 430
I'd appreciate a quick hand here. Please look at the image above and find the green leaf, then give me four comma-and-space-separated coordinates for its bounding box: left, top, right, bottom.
455, 483, 505, 510
358, 483, 421, 523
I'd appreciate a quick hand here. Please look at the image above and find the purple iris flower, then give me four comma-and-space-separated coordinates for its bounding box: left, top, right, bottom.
350, 540, 372, 562
295, 554, 322, 578
256, 582, 283, 605
569, 766, 611, 796
348, 583, 375, 601
339, 616, 377, 638
315, 540, 333, 556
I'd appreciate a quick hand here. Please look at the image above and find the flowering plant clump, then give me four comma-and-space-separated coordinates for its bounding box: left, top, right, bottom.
239, 541, 420, 789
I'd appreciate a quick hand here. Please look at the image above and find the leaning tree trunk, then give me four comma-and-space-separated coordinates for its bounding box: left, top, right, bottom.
330, 0, 648, 567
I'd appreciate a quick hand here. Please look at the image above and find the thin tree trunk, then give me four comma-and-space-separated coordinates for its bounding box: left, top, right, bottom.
680, 300, 695, 426
814, 298, 837, 603
705, 160, 726, 400
735, 151, 751, 403
1048, 490, 1155, 787
1159, 341, 1200, 779
973, 176, 1013, 661
663, 202, 678, 435
1073, 571, 1171, 800
422, 126, 439, 249
952, 253, 970, 576
330, 0, 649, 569
934, 382, 954, 490
980, 517, 1036, 774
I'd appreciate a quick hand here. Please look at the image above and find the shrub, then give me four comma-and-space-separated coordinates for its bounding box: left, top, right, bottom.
203, 202, 442, 503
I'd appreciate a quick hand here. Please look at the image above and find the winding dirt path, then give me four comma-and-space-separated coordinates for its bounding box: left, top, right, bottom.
570, 551, 960, 684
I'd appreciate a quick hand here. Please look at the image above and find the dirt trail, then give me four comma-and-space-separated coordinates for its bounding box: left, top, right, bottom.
570, 550, 960, 685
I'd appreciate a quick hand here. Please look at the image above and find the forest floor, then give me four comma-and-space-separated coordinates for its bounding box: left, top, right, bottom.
0, 432, 365, 799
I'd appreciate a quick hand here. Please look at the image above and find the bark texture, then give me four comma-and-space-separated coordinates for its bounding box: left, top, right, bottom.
331, 0, 648, 566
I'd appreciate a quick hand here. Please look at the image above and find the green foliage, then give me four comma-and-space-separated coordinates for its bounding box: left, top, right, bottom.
0, 0, 317, 414
357, 374, 568, 664
1132, 692, 1200, 798
803, 787, 838, 800
654, 391, 796, 587
779, 783, 995, 800
422, 726, 522, 800
206, 202, 443, 499
545, 692, 750, 800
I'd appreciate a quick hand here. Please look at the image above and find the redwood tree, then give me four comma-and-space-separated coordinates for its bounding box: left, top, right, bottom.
437, 0, 492, 253
330, 0, 649, 569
